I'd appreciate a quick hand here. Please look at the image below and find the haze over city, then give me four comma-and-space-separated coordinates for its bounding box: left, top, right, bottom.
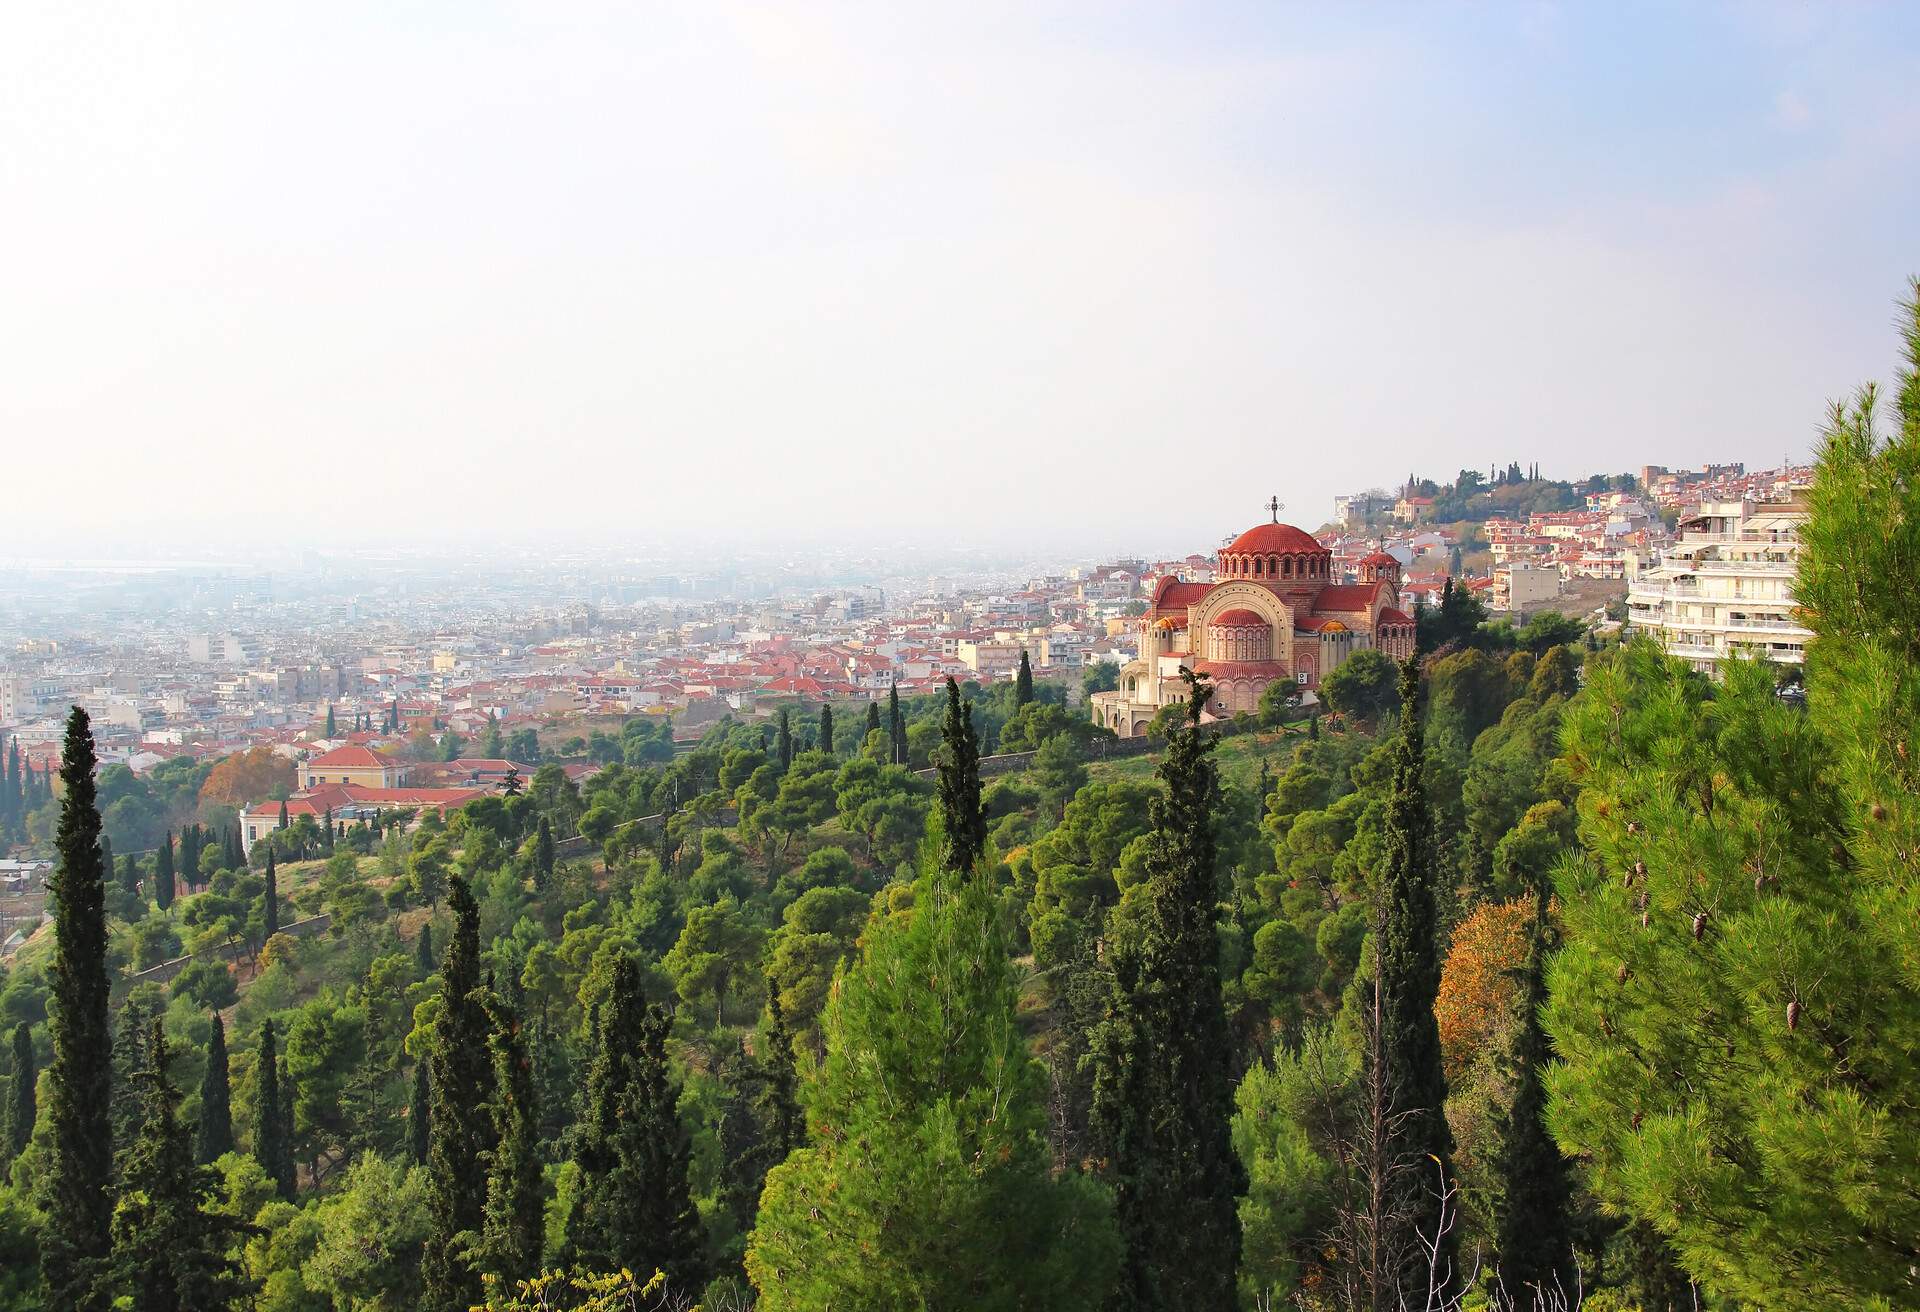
6, 3, 1917, 557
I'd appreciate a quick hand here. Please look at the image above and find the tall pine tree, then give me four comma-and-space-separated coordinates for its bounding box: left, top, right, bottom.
863, 700, 881, 746
421, 874, 494, 1311
1373, 659, 1456, 1300
40, 706, 114, 1312
777, 708, 794, 773
563, 953, 705, 1294
818, 704, 834, 755
4, 1021, 33, 1162
109, 1021, 251, 1312
253, 1019, 295, 1200
1544, 285, 1920, 1309
194, 1014, 233, 1165
887, 684, 905, 765
1088, 668, 1244, 1311
1015, 649, 1034, 707
746, 671, 1117, 1310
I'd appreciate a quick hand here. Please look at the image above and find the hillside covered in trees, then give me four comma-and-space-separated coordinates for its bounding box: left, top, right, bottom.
0, 283, 1917, 1311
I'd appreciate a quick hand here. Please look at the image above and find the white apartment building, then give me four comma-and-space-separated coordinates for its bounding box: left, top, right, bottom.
1625, 499, 1812, 674
1491, 563, 1563, 614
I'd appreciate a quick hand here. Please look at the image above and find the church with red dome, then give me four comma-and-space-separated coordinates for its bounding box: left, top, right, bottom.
1090, 503, 1416, 736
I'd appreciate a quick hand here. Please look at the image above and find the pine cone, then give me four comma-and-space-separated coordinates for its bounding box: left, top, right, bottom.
1691, 910, 1710, 940
1870, 802, 1888, 822
1626, 822, 1643, 835
1787, 1000, 1802, 1032
1616, 963, 1630, 984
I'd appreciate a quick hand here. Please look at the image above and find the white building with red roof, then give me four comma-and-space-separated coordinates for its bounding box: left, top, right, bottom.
240, 781, 490, 855
1091, 505, 1417, 736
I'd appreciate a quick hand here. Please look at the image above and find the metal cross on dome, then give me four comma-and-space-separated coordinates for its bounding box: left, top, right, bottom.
1266, 495, 1284, 522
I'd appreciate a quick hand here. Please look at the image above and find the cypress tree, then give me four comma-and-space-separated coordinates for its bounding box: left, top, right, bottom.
532, 815, 555, 894
936, 677, 987, 874
761, 991, 804, 1159
409, 1059, 431, 1166
154, 832, 175, 911
777, 708, 793, 773
421, 874, 494, 1311
322, 806, 334, 854
324, 704, 336, 738
474, 988, 543, 1287
40, 706, 114, 1312
277, 799, 288, 834
195, 1014, 233, 1165
1088, 669, 1244, 1311
111, 990, 164, 1150
110, 1021, 251, 1312
864, 700, 881, 745
887, 684, 904, 765
718, 992, 807, 1241
253, 1019, 294, 1200
414, 922, 434, 980
4, 1020, 34, 1161
1015, 649, 1034, 707
98, 833, 114, 894
279, 1060, 296, 1189
1492, 893, 1574, 1300
564, 953, 705, 1294
178, 827, 198, 893
818, 704, 834, 755
1374, 659, 1456, 1298
262, 848, 280, 942
2, 737, 16, 833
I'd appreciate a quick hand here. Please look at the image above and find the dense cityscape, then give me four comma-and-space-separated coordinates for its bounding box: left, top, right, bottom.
6, 5, 1919, 1312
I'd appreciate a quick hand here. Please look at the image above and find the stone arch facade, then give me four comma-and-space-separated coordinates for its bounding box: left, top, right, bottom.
1188, 582, 1295, 670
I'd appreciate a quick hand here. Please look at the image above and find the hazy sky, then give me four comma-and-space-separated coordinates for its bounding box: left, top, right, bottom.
5, 3, 1917, 559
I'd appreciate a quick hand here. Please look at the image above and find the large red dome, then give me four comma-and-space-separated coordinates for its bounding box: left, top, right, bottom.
1226, 522, 1327, 556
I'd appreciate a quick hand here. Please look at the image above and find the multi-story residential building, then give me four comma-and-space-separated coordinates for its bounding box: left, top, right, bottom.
1491, 563, 1563, 614
1625, 498, 1812, 673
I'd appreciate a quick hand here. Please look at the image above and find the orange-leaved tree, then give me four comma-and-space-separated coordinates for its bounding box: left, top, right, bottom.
199, 746, 294, 808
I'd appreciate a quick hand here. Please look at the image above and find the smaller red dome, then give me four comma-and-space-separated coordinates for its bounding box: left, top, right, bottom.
1212, 608, 1265, 627
1359, 551, 1399, 569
